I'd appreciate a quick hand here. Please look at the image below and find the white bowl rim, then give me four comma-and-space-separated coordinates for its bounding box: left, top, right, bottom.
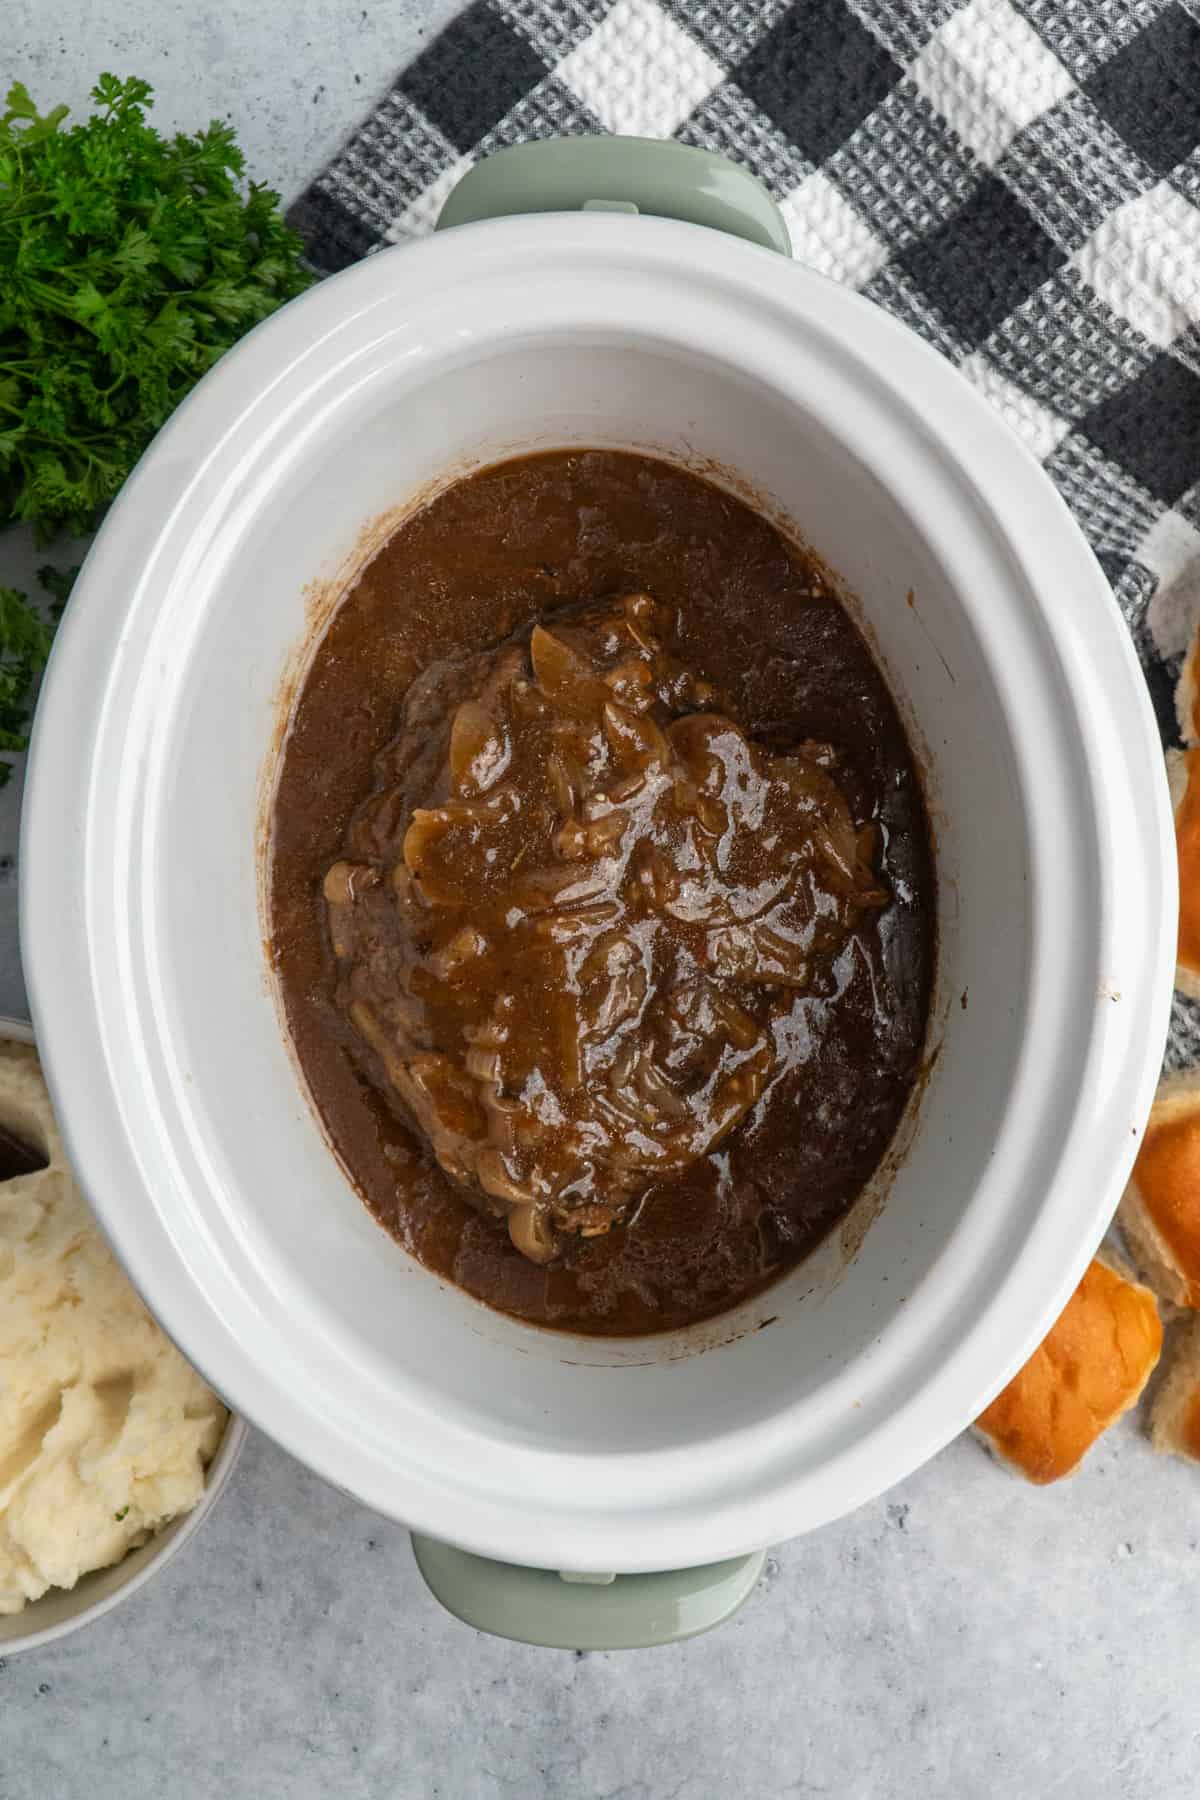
0, 1015, 248, 1657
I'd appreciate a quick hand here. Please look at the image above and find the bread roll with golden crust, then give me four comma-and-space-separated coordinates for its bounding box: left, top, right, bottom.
1119, 1072, 1200, 1307
974, 1253, 1162, 1484
1150, 1318, 1200, 1463
1176, 625, 1200, 748
1167, 750, 1200, 1000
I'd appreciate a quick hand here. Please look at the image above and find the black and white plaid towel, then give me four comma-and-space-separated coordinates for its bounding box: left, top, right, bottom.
290, 0, 1200, 1067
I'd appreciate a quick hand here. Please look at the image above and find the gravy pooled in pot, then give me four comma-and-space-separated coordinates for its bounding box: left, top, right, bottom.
271, 452, 935, 1335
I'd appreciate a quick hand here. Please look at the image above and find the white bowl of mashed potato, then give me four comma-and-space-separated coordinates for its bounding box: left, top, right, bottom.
0, 1021, 244, 1655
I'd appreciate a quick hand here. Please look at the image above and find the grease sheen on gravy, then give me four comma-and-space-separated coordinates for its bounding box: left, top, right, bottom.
270, 451, 935, 1336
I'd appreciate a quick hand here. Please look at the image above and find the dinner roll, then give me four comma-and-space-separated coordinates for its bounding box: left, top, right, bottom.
1167, 750, 1200, 999
1176, 623, 1200, 748
1119, 1072, 1200, 1307
974, 1252, 1162, 1483
1150, 1318, 1200, 1463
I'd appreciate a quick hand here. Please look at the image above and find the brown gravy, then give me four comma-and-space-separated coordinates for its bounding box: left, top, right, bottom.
270, 451, 935, 1335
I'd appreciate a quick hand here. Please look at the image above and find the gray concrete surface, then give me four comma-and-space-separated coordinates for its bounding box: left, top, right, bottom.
2, 7, 1199, 1798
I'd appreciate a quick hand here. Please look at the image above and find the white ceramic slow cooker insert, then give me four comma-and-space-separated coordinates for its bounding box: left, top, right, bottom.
21, 211, 1174, 1577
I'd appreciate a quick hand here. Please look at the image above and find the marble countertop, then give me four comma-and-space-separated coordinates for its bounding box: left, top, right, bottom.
3, 7, 1198, 1797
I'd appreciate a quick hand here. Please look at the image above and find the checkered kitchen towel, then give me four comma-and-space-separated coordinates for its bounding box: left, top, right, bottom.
290, 0, 1200, 1065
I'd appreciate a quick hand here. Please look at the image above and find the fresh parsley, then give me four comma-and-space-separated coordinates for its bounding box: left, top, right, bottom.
36, 561, 80, 617
0, 73, 311, 538
114, 1505, 130, 1521
0, 581, 56, 781
0, 74, 313, 780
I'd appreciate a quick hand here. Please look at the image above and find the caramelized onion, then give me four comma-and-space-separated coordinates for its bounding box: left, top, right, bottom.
322, 594, 888, 1263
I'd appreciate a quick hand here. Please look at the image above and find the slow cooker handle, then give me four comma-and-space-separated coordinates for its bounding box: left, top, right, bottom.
411, 1533, 766, 1650
435, 135, 791, 255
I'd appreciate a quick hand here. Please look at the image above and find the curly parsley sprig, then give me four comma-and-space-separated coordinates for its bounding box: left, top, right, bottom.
0, 74, 313, 780
1, 73, 311, 538
0, 579, 58, 780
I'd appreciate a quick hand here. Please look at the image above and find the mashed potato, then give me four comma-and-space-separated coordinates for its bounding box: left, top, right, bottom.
0, 1040, 227, 1613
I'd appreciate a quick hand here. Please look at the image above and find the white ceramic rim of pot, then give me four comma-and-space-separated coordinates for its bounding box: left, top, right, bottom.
20, 216, 1175, 1570
0, 1018, 247, 1656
